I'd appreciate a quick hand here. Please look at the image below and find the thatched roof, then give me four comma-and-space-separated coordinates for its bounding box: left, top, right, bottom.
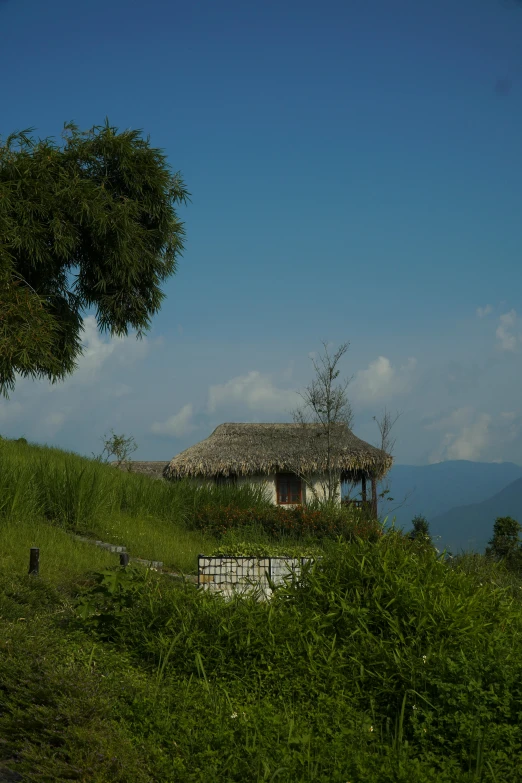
163, 423, 392, 481
110, 461, 169, 480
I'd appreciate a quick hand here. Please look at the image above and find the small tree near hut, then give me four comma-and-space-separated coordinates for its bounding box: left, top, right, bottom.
93, 429, 138, 471
408, 514, 434, 551
292, 341, 354, 505
372, 406, 413, 519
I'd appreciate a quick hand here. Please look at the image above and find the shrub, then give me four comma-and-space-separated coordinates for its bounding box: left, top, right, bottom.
485, 516, 522, 575
190, 502, 382, 542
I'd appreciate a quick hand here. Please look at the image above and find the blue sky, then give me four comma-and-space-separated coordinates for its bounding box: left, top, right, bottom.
2, 0, 522, 465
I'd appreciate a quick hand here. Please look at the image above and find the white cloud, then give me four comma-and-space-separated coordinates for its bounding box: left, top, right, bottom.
207, 371, 297, 415
426, 407, 491, 462
76, 316, 117, 374
423, 406, 472, 433
151, 403, 195, 437
51, 316, 151, 387
476, 304, 493, 318
443, 414, 491, 461
496, 310, 520, 352
351, 356, 417, 404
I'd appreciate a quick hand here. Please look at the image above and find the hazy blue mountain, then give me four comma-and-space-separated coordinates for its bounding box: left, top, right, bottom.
378, 461, 522, 533
429, 477, 522, 555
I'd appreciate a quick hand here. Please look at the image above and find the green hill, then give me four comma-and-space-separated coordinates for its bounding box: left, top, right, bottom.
1, 438, 522, 781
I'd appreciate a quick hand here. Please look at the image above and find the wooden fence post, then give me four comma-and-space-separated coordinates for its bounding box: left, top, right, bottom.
28, 547, 40, 576
120, 552, 129, 567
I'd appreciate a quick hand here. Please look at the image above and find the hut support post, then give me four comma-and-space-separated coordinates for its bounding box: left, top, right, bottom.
361, 475, 367, 502
371, 475, 377, 518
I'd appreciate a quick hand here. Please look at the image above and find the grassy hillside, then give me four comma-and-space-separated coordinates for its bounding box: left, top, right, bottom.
1, 439, 522, 782
0, 436, 277, 575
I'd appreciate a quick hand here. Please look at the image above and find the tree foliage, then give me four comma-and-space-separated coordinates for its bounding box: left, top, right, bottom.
485, 516, 522, 573
408, 513, 434, 550
0, 119, 190, 397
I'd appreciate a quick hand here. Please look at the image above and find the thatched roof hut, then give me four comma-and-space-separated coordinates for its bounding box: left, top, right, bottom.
163, 422, 392, 482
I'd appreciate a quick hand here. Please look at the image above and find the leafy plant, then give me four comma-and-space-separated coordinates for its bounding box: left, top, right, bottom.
75, 566, 148, 638
93, 428, 138, 470
408, 514, 436, 553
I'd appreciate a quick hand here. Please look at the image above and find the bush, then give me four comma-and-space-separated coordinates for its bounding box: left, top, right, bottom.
485, 516, 522, 576
69, 533, 522, 781
189, 502, 382, 542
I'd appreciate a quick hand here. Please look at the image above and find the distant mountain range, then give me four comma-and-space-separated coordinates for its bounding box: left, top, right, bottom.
429, 478, 522, 555
377, 460, 522, 555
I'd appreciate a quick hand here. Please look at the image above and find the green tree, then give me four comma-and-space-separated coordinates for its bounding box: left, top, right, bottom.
485, 516, 522, 572
408, 514, 433, 549
0, 119, 190, 398
92, 429, 138, 471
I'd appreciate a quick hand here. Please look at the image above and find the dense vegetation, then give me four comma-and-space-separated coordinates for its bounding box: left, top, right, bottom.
1, 438, 522, 782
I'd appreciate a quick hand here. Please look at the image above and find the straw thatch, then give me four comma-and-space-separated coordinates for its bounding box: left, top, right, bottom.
163, 423, 392, 482
110, 461, 169, 480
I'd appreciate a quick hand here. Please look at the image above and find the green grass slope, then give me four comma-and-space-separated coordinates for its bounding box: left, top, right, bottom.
1, 439, 522, 782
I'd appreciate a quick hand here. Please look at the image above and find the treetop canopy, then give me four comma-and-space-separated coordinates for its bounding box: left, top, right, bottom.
0, 119, 190, 397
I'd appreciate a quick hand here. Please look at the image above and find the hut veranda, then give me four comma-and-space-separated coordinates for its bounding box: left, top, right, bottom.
159, 423, 392, 514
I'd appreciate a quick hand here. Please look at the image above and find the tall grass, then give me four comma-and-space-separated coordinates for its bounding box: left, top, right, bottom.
0, 518, 116, 585
0, 438, 272, 529
0, 438, 274, 572
95, 512, 216, 573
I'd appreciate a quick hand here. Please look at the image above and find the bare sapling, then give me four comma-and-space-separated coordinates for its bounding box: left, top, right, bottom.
292, 341, 354, 505
92, 429, 138, 471
372, 407, 413, 519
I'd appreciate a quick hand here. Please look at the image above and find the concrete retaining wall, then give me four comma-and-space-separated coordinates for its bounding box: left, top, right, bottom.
197, 555, 320, 600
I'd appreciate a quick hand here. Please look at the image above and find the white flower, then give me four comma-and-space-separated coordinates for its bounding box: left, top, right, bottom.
369, 725, 374, 732
422, 655, 427, 663
230, 712, 238, 719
